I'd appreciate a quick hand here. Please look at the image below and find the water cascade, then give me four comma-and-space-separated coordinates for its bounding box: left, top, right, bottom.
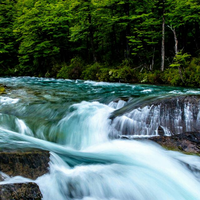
110, 96, 200, 138
0, 77, 200, 200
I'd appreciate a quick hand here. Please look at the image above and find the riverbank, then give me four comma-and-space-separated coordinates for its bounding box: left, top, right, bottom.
49, 56, 200, 88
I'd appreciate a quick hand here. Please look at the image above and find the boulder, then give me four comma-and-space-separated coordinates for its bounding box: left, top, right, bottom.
0, 182, 42, 200
0, 174, 4, 182
0, 150, 50, 180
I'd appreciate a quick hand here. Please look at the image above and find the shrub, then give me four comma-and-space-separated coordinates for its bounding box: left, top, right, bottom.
184, 57, 200, 87
138, 70, 161, 84
162, 68, 182, 86
57, 57, 83, 79
81, 62, 102, 80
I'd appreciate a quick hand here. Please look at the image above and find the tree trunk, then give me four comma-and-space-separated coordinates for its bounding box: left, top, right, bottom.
150, 47, 155, 71
161, 1, 165, 72
168, 26, 184, 83
172, 28, 178, 55
168, 25, 178, 55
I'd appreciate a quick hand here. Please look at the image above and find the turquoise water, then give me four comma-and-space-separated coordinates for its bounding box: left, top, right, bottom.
0, 77, 200, 200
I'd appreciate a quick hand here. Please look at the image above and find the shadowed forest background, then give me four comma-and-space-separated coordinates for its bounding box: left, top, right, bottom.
1, 0, 200, 86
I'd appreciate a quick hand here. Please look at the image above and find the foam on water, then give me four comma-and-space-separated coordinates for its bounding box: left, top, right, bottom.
0, 96, 19, 105
1, 129, 200, 200
0, 77, 200, 199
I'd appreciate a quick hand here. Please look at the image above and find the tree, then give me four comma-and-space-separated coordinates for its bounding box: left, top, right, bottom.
14, 0, 70, 75
0, 0, 18, 74
166, 0, 200, 56
127, 0, 161, 70
161, 0, 165, 71
69, 0, 97, 62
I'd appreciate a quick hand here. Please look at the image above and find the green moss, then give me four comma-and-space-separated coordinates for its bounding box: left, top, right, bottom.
0, 86, 5, 94
163, 146, 200, 156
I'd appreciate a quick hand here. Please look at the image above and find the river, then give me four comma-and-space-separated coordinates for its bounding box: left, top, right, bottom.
0, 77, 200, 200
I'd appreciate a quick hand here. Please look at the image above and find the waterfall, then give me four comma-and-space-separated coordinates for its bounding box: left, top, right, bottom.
0, 77, 200, 200
57, 101, 114, 149
110, 96, 200, 138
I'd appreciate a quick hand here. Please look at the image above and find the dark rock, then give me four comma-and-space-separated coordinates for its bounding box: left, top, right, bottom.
0, 175, 4, 182
149, 132, 200, 154
0, 150, 50, 180
0, 182, 42, 200
158, 126, 165, 136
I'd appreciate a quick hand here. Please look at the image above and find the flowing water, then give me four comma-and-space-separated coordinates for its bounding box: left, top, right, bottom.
1, 77, 200, 199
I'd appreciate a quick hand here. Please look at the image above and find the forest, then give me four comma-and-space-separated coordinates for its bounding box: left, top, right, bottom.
1, 0, 200, 86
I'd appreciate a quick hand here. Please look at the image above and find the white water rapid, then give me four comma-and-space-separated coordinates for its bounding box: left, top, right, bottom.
0, 77, 200, 200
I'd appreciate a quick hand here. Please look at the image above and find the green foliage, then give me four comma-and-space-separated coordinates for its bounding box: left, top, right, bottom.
81, 62, 102, 80
138, 70, 161, 84
170, 51, 191, 69
0, 0, 18, 73
57, 57, 84, 79
162, 55, 200, 87
162, 68, 182, 86
14, 0, 70, 75
106, 60, 136, 82
81, 60, 137, 82
184, 57, 200, 87
1, 0, 200, 85
162, 51, 191, 85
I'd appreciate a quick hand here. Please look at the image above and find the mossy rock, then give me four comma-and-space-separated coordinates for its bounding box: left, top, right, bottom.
0, 86, 5, 94
149, 132, 200, 155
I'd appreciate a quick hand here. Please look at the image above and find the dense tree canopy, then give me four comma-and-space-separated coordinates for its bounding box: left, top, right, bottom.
0, 0, 200, 86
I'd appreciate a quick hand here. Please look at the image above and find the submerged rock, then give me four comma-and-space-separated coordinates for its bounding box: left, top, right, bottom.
0, 150, 50, 180
0, 86, 5, 94
149, 132, 200, 154
0, 182, 42, 200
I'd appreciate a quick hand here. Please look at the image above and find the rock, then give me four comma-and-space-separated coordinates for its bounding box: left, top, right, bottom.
0, 182, 42, 200
149, 132, 200, 154
0, 174, 4, 181
110, 95, 200, 136
0, 150, 50, 180
157, 126, 165, 136
0, 86, 5, 94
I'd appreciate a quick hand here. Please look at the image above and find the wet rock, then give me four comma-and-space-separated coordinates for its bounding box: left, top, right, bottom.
0, 150, 50, 180
0, 174, 4, 182
149, 132, 200, 154
157, 126, 165, 136
0, 182, 42, 200
110, 95, 200, 136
